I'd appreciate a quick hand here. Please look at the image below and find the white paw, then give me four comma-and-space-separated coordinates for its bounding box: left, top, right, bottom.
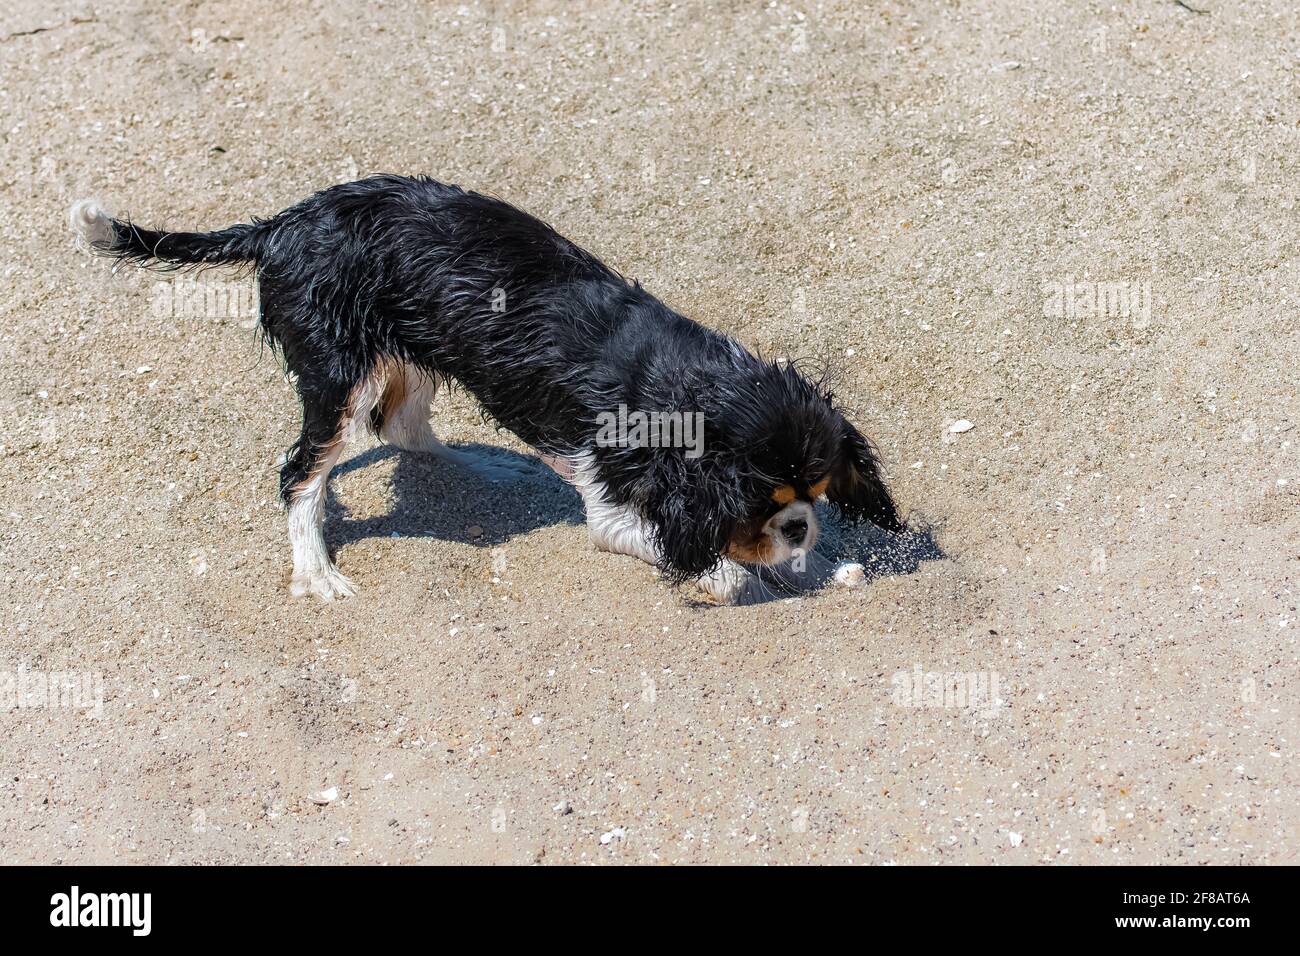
832, 562, 867, 588
696, 561, 772, 605
291, 566, 358, 601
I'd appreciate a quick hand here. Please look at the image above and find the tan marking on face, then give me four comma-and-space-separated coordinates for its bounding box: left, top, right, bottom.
726, 516, 776, 564
771, 484, 796, 505
809, 476, 830, 499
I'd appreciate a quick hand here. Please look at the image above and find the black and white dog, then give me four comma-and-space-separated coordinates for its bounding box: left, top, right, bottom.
72, 175, 903, 603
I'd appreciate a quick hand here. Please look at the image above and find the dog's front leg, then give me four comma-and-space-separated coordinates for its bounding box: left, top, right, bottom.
571, 463, 827, 605
576, 480, 763, 604
694, 559, 773, 605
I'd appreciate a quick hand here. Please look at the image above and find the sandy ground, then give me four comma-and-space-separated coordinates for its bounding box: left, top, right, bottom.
0, 0, 1296, 865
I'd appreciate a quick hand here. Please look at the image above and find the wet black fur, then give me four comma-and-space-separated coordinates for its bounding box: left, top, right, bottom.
93, 175, 903, 583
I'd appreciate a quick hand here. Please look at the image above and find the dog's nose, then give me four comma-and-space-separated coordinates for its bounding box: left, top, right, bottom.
780, 518, 808, 544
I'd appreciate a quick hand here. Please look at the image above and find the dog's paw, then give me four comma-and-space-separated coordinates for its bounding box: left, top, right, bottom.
832, 562, 867, 588
291, 566, 358, 601
695, 561, 778, 605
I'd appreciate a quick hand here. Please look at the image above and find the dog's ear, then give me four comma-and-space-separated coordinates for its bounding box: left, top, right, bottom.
639, 455, 739, 584
827, 415, 904, 532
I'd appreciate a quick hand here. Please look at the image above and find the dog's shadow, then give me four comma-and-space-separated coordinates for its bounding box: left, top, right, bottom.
820, 509, 947, 585
324, 443, 583, 550
323, 445, 945, 601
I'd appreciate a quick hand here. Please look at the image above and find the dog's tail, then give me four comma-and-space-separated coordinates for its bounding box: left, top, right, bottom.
69, 199, 268, 269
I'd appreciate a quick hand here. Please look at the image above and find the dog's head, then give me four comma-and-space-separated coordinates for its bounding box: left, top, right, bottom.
617, 357, 904, 583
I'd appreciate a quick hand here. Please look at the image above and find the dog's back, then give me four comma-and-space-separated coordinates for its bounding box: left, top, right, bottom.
74, 175, 666, 453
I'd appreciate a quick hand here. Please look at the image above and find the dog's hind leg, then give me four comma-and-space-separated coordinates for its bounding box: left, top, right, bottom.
375, 361, 526, 482
281, 375, 381, 601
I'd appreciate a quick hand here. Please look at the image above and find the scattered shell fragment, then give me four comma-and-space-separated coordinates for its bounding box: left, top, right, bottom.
833, 563, 866, 587
310, 787, 339, 805
949, 419, 975, 434
599, 826, 626, 845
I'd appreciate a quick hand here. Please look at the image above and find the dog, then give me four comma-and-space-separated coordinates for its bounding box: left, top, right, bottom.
71, 175, 904, 604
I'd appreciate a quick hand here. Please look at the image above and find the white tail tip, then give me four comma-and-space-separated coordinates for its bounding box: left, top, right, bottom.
70, 198, 115, 247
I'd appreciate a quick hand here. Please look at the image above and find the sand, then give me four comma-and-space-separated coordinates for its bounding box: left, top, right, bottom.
0, 0, 1295, 864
